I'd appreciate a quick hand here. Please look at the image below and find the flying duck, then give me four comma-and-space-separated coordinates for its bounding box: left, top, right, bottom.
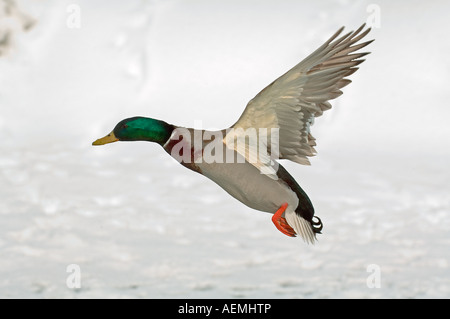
93, 24, 373, 243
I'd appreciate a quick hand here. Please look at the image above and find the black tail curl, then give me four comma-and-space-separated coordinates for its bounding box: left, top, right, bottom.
311, 216, 323, 234
276, 163, 324, 236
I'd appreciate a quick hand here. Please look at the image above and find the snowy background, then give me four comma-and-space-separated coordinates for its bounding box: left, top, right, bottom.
1, 0, 449, 298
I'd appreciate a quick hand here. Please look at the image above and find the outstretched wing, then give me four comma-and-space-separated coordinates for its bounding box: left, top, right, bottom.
224, 24, 373, 176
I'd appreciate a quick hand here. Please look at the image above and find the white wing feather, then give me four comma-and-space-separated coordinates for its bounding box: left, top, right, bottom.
225, 24, 373, 174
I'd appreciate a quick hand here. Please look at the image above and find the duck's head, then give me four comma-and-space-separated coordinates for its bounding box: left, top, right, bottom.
92, 116, 174, 146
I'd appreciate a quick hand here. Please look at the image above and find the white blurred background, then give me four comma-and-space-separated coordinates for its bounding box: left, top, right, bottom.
0, 0, 449, 298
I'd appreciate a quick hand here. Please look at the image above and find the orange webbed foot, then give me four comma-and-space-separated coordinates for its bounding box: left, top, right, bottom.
272, 203, 296, 237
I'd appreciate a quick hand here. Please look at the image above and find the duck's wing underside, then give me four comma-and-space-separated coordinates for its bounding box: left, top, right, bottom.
225, 24, 373, 177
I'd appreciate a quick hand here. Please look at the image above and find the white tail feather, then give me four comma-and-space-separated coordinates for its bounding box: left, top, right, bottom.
285, 210, 317, 244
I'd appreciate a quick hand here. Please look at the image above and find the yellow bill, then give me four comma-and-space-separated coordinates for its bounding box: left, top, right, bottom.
92, 132, 119, 146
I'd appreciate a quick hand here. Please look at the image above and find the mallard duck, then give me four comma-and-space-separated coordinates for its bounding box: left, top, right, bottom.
93, 24, 373, 243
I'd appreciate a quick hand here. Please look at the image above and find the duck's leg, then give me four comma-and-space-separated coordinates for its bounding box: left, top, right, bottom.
272, 203, 296, 237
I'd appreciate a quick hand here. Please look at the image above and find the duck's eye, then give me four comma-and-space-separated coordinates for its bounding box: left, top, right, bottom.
122, 124, 128, 129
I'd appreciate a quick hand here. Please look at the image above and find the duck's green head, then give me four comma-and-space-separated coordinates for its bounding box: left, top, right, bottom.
92, 117, 174, 146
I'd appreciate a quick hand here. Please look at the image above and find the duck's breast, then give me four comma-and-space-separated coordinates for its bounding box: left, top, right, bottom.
164, 127, 298, 213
